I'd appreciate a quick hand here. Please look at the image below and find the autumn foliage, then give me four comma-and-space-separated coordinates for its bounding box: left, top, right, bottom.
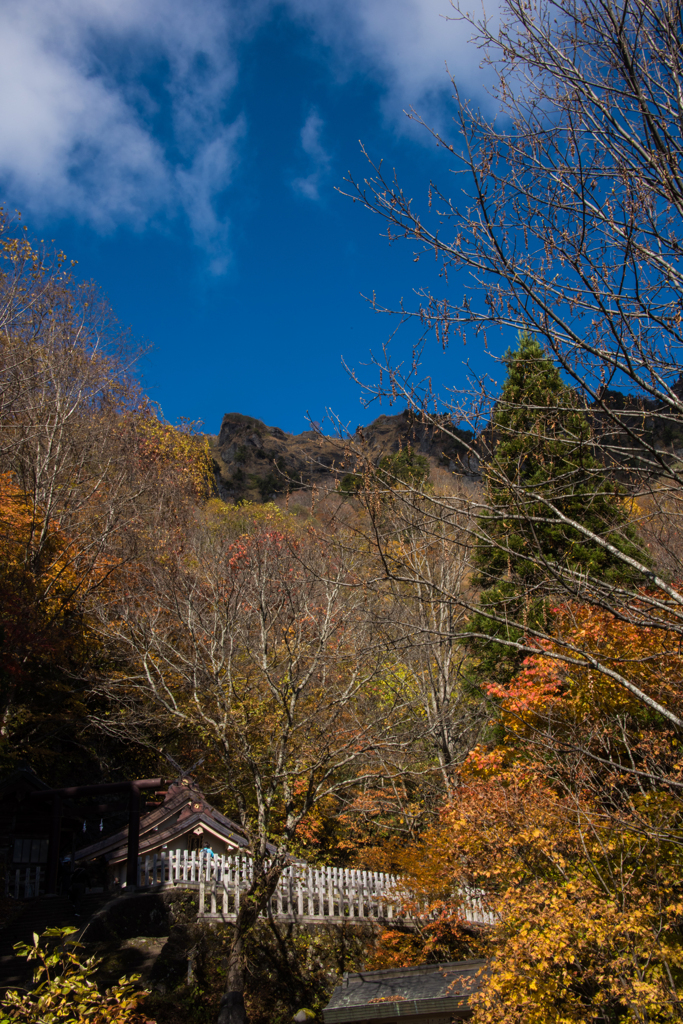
369, 600, 683, 1021
4, 206, 683, 1024
0, 928, 153, 1024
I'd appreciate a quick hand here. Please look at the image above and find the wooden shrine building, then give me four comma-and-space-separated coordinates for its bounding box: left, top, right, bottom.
75, 776, 253, 886
0, 765, 70, 895
2, 767, 257, 897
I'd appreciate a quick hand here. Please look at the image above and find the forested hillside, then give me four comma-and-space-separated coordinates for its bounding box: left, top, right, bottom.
4, 0, 683, 1019
2, 209, 683, 1024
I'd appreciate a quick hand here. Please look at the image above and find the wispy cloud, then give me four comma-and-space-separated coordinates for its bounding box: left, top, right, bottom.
0, 0, 490, 267
0, 0, 249, 267
292, 111, 331, 201
176, 118, 246, 274
284, 0, 492, 124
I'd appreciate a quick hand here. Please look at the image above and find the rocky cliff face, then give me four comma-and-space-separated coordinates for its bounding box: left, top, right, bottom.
210, 385, 683, 505
211, 410, 476, 503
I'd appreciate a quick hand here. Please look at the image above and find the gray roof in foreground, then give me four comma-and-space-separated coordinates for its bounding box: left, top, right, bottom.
323, 960, 486, 1022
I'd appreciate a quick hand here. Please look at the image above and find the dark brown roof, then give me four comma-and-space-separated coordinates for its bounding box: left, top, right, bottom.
75, 780, 250, 863
323, 961, 486, 1023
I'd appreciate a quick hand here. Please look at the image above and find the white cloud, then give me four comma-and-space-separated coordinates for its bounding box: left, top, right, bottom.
282, 0, 494, 130
0, 0, 246, 263
292, 110, 331, 201
0, 0, 490, 264
176, 117, 246, 274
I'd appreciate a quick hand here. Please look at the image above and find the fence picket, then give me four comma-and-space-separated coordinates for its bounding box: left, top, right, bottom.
125, 847, 490, 926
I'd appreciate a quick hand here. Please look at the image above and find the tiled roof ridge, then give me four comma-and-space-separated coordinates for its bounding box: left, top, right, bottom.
343, 959, 487, 984
357, 960, 485, 977
324, 958, 488, 1018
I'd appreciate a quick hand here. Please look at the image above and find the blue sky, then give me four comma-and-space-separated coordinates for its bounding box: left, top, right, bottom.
0, 0, 506, 435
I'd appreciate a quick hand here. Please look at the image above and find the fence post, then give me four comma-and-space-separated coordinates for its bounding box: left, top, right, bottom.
341, 868, 348, 918
313, 869, 320, 919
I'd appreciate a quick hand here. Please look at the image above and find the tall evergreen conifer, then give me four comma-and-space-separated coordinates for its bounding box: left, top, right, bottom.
468, 333, 646, 682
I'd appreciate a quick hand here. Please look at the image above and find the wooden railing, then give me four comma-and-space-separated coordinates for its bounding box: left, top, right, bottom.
133, 850, 496, 926
199, 859, 401, 923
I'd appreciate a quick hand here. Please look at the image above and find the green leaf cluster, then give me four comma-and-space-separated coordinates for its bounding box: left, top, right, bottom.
0, 928, 148, 1024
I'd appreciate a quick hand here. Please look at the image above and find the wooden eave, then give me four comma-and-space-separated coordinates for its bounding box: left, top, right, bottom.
75, 782, 251, 863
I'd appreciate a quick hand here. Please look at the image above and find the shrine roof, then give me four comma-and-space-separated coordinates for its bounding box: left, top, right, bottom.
75, 779, 251, 863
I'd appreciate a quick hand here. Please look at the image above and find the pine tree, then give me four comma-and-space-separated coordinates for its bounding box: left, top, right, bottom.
468, 333, 647, 683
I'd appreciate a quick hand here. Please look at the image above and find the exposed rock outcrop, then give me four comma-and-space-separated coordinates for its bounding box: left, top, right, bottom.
211, 410, 476, 502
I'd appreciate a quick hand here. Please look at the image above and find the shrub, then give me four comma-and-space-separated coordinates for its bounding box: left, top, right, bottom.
0, 927, 153, 1024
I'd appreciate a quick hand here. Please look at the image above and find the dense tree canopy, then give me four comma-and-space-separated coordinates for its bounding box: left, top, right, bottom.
7, 0, 683, 1016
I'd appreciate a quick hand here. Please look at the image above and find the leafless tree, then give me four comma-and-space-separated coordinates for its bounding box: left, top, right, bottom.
93, 504, 418, 1024
0, 216, 216, 756
331, 470, 485, 794
339, 0, 683, 731
0, 217, 148, 592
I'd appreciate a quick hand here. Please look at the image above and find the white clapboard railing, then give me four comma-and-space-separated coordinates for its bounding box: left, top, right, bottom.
5, 866, 42, 899
134, 850, 496, 926
199, 859, 401, 922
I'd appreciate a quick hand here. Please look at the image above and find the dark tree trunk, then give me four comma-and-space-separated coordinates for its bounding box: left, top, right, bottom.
216, 858, 285, 1024
217, 932, 247, 1024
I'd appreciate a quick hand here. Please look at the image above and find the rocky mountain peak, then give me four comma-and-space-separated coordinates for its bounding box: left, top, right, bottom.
211, 409, 475, 503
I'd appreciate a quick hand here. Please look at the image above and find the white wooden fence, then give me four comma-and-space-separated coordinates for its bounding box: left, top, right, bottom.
199, 859, 400, 923
132, 850, 496, 926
